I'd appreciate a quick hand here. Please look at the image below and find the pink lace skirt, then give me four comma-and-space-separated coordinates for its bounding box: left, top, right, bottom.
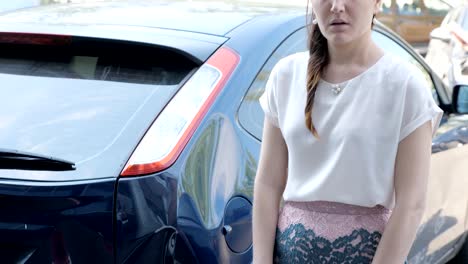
274, 201, 393, 263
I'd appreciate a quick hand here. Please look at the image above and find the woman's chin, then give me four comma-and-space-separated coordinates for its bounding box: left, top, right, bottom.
326, 35, 353, 46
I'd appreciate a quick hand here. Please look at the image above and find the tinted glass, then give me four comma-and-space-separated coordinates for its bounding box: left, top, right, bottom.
0, 37, 194, 85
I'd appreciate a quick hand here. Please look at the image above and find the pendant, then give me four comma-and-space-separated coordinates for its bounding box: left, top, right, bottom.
331, 84, 343, 95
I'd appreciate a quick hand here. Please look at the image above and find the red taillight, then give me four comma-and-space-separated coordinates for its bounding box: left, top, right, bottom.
120, 47, 240, 176
0, 32, 72, 46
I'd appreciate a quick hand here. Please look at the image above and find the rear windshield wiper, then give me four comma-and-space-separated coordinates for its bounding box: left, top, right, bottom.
0, 148, 75, 171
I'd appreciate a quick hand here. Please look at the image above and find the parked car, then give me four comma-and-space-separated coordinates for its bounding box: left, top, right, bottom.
377, 0, 453, 53
0, 1, 466, 264
426, 5, 468, 99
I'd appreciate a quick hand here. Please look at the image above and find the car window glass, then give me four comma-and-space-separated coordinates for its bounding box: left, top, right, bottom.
424, 0, 451, 17
238, 27, 308, 140
372, 31, 440, 104
396, 0, 423, 16
0, 39, 194, 85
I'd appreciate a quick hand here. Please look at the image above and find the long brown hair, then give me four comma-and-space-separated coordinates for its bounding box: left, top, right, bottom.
304, 4, 376, 139
304, 7, 328, 139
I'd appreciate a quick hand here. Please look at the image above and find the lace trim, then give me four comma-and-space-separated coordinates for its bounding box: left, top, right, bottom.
278, 201, 392, 242
274, 224, 381, 263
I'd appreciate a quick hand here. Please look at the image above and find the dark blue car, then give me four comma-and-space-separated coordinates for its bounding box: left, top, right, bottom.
0, 1, 467, 263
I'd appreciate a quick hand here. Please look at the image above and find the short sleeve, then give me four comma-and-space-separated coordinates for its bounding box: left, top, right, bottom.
399, 72, 443, 142
259, 65, 280, 127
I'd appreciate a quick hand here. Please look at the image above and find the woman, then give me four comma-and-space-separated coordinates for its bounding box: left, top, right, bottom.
252, 0, 443, 263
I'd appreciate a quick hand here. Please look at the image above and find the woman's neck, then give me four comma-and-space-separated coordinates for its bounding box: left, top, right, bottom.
322, 32, 385, 83
327, 32, 382, 67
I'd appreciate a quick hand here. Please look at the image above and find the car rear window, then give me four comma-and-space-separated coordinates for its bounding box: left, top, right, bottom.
0, 34, 197, 85
0, 34, 201, 181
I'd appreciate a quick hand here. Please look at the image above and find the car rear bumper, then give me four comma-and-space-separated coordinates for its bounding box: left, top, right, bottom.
0, 179, 115, 263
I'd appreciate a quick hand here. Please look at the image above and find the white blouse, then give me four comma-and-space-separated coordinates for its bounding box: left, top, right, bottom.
259, 51, 443, 209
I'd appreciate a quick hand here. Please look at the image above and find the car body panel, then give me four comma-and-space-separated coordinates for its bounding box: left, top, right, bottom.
367, 24, 468, 264
0, 1, 255, 36
165, 16, 307, 263
176, 114, 255, 263
408, 142, 468, 263
115, 173, 180, 263
0, 1, 466, 263
0, 178, 115, 263
424, 13, 468, 261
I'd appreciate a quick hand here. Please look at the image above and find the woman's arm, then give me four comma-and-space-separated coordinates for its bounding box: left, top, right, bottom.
252, 118, 289, 264
372, 121, 433, 264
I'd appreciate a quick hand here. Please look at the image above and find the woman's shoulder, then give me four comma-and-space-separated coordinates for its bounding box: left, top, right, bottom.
370, 53, 432, 99
379, 53, 425, 82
